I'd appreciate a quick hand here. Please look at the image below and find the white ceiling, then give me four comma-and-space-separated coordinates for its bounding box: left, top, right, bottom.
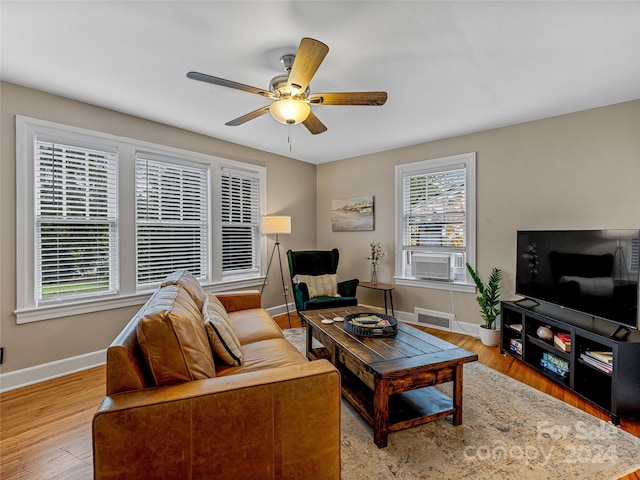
2, 1, 639, 164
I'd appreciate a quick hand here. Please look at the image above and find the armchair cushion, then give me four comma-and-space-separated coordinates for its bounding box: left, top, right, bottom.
303, 295, 358, 311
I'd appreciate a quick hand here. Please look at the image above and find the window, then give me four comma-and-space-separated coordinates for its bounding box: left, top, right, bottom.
16, 116, 265, 323
135, 153, 209, 286
34, 140, 118, 304
220, 169, 260, 276
395, 153, 476, 291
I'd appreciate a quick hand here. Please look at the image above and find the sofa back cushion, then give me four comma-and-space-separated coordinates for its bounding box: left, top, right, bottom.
161, 269, 207, 311
137, 285, 216, 386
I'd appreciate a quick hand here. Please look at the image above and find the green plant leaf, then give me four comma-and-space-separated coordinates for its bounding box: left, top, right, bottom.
466, 263, 503, 329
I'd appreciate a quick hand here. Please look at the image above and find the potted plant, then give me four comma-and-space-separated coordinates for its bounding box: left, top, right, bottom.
466, 263, 503, 346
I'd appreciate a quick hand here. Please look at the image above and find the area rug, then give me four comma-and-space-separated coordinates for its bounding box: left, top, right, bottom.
283, 328, 640, 479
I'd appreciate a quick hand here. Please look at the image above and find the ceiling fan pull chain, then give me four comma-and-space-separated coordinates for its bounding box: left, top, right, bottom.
288, 124, 292, 151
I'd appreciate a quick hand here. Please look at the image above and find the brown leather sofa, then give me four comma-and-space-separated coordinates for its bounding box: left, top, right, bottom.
92, 271, 341, 479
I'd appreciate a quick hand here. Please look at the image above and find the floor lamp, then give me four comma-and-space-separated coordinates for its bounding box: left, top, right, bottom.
261, 216, 292, 327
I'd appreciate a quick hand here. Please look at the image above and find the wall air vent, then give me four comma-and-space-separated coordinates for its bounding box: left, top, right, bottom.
414, 307, 455, 331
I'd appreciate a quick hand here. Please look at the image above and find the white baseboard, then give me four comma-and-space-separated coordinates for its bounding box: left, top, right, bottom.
0, 349, 106, 393
265, 302, 295, 319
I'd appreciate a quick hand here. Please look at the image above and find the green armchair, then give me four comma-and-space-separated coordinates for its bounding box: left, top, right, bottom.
286, 249, 359, 313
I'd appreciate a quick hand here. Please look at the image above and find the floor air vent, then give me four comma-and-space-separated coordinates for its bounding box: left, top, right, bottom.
414, 308, 454, 331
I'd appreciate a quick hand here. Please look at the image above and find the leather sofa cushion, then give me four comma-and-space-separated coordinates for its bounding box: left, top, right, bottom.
161, 269, 207, 311
215, 338, 307, 377
137, 285, 216, 386
227, 308, 285, 345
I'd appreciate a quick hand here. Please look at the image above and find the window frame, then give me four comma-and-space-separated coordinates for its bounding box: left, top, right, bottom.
15, 116, 266, 324
394, 152, 477, 293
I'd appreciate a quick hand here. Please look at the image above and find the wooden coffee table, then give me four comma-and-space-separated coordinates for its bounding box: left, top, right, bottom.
300, 306, 478, 448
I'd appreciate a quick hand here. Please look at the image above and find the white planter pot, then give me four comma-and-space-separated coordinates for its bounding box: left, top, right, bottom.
478, 325, 500, 347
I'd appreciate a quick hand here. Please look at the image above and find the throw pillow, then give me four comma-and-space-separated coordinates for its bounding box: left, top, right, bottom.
161, 269, 206, 311
204, 296, 243, 367
205, 294, 233, 324
293, 274, 340, 298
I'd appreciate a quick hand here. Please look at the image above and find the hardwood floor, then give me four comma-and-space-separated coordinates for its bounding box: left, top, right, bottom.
1, 313, 639, 479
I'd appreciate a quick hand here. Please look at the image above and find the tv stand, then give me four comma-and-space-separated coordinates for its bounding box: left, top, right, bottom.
610, 325, 631, 340
501, 300, 640, 424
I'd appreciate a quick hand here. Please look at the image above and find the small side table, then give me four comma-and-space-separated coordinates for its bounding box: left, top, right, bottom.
358, 282, 395, 317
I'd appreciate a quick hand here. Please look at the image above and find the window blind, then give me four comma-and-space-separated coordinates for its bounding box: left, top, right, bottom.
402, 167, 466, 250
630, 238, 639, 273
221, 170, 260, 273
34, 140, 118, 303
135, 155, 208, 285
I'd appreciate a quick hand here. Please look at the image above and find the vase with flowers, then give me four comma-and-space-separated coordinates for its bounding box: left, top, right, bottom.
366, 241, 386, 285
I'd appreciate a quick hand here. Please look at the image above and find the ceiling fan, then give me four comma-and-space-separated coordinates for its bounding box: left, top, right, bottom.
187, 37, 387, 135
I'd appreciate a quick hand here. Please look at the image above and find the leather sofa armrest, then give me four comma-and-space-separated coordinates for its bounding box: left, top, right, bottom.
93, 360, 341, 480
214, 290, 261, 312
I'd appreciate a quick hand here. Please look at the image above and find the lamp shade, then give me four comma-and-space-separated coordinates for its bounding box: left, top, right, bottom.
268, 99, 310, 125
261, 216, 291, 235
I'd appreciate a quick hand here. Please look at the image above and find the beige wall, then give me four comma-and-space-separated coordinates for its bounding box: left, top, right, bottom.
2, 80, 638, 375
0, 81, 316, 374
318, 100, 640, 325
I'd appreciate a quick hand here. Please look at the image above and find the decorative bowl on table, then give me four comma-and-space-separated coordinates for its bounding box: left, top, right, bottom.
343, 312, 398, 337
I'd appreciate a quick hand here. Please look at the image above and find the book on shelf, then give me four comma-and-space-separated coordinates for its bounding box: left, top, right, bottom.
540, 358, 569, 378
542, 351, 570, 371
554, 333, 571, 352
509, 338, 523, 356
579, 352, 613, 373
586, 350, 613, 364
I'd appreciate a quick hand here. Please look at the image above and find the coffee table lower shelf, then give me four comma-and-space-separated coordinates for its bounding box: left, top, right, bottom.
339, 365, 456, 436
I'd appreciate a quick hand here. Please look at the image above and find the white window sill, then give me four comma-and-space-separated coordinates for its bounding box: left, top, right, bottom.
394, 277, 476, 294
14, 277, 264, 324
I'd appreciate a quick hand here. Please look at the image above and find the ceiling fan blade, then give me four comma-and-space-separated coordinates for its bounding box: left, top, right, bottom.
225, 105, 271, 126
308, 91, 388, 106
287, 38, 329, 94
302, 111, 328, 135
187, 71, 274, 98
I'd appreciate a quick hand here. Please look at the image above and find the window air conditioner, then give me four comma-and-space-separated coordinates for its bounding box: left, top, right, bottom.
412, 253, 451, 280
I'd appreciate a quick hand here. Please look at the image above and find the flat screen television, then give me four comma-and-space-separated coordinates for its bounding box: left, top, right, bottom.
516, 230, 640, 332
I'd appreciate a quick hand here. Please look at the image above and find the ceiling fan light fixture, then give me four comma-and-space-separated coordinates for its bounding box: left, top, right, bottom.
268, 98, 310, 125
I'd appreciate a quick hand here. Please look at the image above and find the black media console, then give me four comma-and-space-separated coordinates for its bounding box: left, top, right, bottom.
501, 300, 640, 424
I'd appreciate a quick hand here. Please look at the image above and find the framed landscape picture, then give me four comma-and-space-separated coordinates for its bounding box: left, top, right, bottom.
331, 195, 374, 231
